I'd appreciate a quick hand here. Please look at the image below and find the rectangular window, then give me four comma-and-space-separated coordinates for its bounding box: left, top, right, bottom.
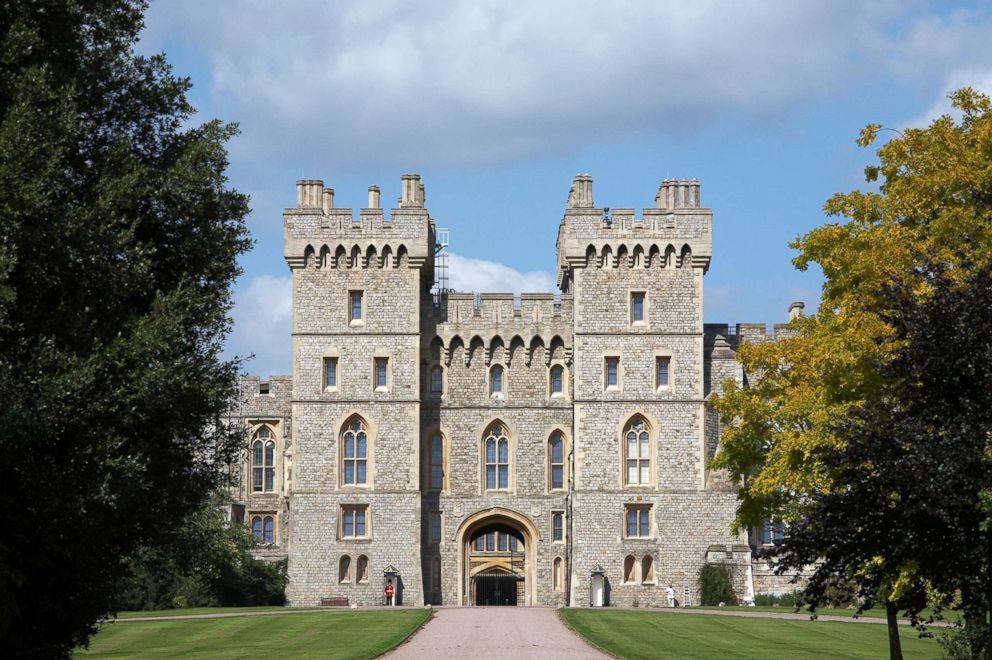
342, 505, 368, 538
349, 290, 363, 322
374, 357, 388, 390
631, 292, 645, 323
550, 365, 563, 395
656, 356, 670, 389
509, 535, 518, 552
761, 521, 784, 545
324, 357, 338, 389
430, 511, 442, 543
552, 512, 564, 542
625, 505, 651, 538
498, 533, 507, 552
475, 536, 484, 551
605, 357, 619, 389
430, 366, 443, 394
485, 532, 495, 551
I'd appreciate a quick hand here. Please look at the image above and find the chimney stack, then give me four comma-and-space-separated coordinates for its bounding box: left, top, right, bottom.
788, 301, 805, 321
296, 179, 324, 208
567, 174, 594, 209
400, 174, 424, 207
368, 185, 380, 209
322, 187, 334, 214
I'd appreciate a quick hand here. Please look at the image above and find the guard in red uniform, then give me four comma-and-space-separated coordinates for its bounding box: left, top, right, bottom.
385, 581, 394, 606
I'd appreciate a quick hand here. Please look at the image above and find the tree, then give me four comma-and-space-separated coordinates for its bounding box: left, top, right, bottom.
710, 88, 992, 532
0, 1, 251, 656
113, 496, 287, 612
771, 263, 992, 660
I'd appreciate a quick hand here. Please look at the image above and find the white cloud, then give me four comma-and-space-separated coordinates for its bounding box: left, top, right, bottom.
902, 69, 992, 129
447, 252, 555, 293
225, 275, 293, 378
139, 0, 962, 167
224, 256, 553, 377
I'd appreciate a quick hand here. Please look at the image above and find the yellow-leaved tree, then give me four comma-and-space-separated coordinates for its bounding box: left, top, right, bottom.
710, 88, 992, 532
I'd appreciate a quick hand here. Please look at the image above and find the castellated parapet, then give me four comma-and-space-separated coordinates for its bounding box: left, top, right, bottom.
230, 171, 804, 610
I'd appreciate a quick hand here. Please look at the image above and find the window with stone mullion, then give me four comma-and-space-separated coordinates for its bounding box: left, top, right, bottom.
484, 426, 509, 490
343, 420, 368, 486
625, 422, 650, 485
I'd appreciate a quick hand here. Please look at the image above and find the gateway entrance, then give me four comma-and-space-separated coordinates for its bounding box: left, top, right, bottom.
473, 571, 521, 606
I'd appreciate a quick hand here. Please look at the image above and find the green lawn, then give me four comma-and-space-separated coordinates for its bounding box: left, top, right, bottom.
560, 609, 941, 660
78, 609, 431, 659
113, 606, 320, 619
692, 605, 961, 623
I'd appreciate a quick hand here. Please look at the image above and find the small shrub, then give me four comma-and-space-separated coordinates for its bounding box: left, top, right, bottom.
938, 623, 989, 660
754, 591, 799, 607
699, 564, 737, 606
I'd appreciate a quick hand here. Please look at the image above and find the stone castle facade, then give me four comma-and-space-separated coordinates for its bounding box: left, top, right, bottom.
227, 173, 802, 607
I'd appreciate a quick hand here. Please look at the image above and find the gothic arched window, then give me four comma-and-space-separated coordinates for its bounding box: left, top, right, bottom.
624, 417, 651, 486
484, 423, 509, 490
342, 417, 369, 486
549, 433, 565, 491
251, 426, 276, 493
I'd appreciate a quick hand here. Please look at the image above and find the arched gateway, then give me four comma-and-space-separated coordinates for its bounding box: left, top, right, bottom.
456, 508, 539, 606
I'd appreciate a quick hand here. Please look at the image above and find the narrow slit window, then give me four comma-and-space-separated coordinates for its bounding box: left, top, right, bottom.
550, 365, 564, 395
430, 366, 443, 394
490, 365, 504, 396
552, 512, 564, 542
349, 290, 363, 321
374, 357, 388, 390
631, 292, 645, 323
429, 435, 444, 490
325, 357, 338, 389
430, 511, 442, 542
656, 356, 670, 388
549, 433, 564, 490
605, 357, 619, 389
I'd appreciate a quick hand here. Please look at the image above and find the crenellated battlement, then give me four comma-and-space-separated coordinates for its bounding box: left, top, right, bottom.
556, 173, 713, 287
284, 174, 434, 270
703, 302, 808, 352
425, 293, 573, 366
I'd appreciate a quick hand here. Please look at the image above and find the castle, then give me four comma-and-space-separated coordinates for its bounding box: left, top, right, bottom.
228, 173, 802, 607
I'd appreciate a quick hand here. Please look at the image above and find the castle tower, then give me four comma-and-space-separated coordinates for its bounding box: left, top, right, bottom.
282, 176, 433, 605
555, 174, 743, 606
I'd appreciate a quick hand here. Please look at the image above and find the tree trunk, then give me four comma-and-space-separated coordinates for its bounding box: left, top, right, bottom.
886, 601, 903, 660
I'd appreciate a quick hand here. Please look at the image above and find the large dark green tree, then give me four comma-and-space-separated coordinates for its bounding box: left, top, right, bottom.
0, 1, 251, 656
771, 263, 992, 660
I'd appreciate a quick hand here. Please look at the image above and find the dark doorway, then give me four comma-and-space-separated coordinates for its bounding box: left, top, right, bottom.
474, 574, 518, 606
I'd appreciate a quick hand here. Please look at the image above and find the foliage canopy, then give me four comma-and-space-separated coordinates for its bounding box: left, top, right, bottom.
0, 1, 250, 655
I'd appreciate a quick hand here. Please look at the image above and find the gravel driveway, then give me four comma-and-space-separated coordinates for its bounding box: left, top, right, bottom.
386, 607, 608, 659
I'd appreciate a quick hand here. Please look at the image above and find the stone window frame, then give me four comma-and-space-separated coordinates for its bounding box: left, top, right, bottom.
356, 554, 370, 583
641, 555, 656, 585
629, 289, 648, 326
249, 512, 277, 545
480, 419, 513, 493
621, 414, 654, 488
339, 504, 371, 540
551, 510, 565, 543
429, 510, 443, 545
247, 421, 280, 494
339, 555, 352, 583
338, 413, 375, 490
653, 349, 673, 393
603, 354, 622, 392
489, 363, 506, 399
249, 423, 278, 494
422, 426, 449, 492
547, 430, 568, 493
553, 557, 564, 592
548, 361, 568, 400
372, 355, 391, 393
429, 363, 445, 396
323, 353, 339, 392
623, 554, 638, 584
624, 503, 653, 539
348, 289, 364, 326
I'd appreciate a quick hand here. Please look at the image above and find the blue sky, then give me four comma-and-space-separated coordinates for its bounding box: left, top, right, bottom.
138, 0, 992, 378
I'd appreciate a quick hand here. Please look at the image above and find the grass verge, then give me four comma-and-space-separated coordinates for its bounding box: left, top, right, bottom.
559, 608, 940, 660
77, 609, 431, 659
